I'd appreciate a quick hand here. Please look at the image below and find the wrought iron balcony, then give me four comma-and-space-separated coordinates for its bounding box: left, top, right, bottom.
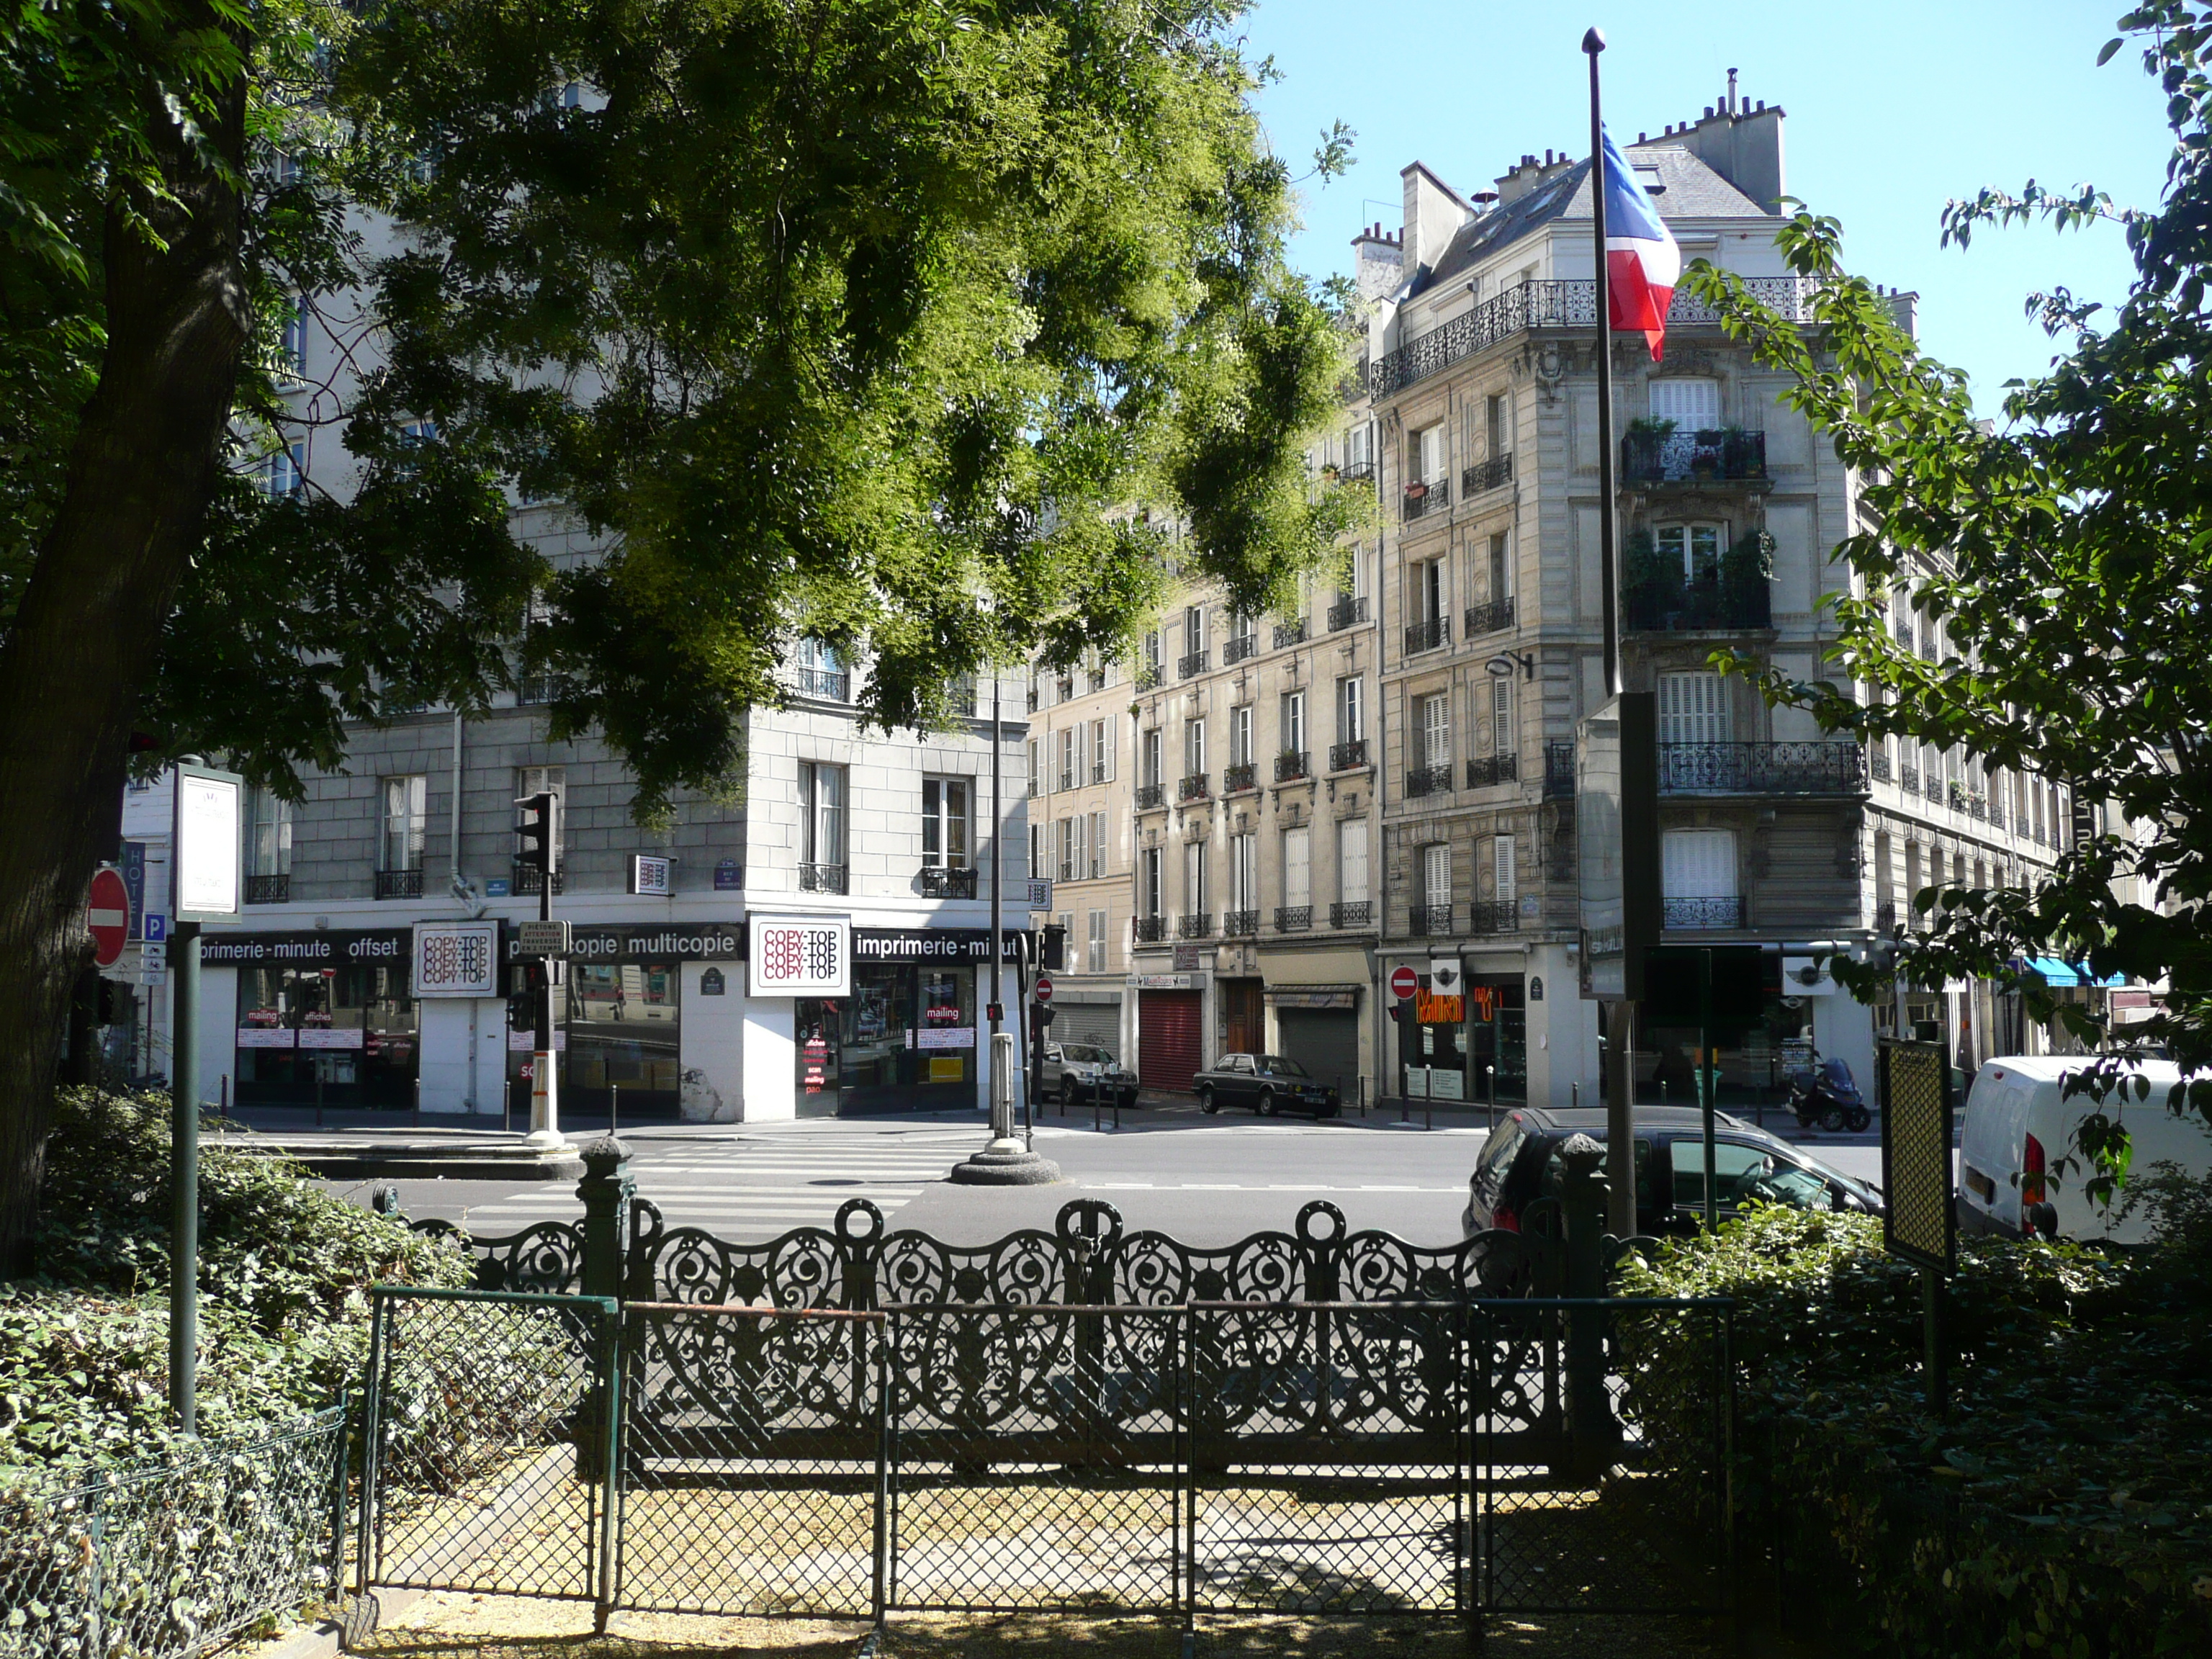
1657, 742, 1868, 796
1178, 651, 1209, 678
1274, 750, 1310, 783
917, 865, 977, 899
1544, 739, 1575, 799
1055, 676, 1074, 703
1464, 596, 1515, 638
1369, 276, 1821, 399
1871, 747, 1893, 782
1406, 763, 1453, 799
1335, 459, 1377, 485
1629, 577, 1772, 632
1274, 905, 1312, 932
245, 873, 289, 904
793, 665, 850, 701
1329, 738, 1370, 772
1058, 771, 1076, 793
1177, 773, 1210, 802
1223, 909, 1259, 938
1663, 896, 1748, 930
1925, 770, 1946, 804
511, 859, 565, 896
1026, 778, 1040, 799
1467, 752, 1519, 788
1899, 760, 1920, 792
1401, 476, 1451, 522
1622, 428, 1769, 486
374, 868, 425, 900
1222, 634, 1258, 666
1462, 454, 1514, 497
1223, 763, 1257, 794
1408, 903, 1453, 938
1136, 662, 1161, 691
1177, 914, 1213, 939
1133, 916, 1167, 943
1875, 899, 1899, 933
1404, 615, 1450, 655
1326, 596, 1369, 631
1467, 899, 1519, 935
799, 862, 849, 894
1272, 619, 1308, 649
1092, 762, 1108, 784
1330, 900, 1372, 929
1136, 783, 1165, 809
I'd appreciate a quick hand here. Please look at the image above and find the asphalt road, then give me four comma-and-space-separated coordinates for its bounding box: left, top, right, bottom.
320, 1098, 1894, 1248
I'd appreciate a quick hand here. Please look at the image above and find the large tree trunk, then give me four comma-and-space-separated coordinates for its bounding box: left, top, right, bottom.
0, 69, 249, 1276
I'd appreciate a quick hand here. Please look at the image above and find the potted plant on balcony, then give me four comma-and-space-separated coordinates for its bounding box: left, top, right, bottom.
1721, 527, 1774, 628
1717, 425, 1763, 479
1689, 428, 1725, 479
1403, 478, 1429, 501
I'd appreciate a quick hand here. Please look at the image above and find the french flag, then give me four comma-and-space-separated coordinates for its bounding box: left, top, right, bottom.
1600, 125, 1679, 360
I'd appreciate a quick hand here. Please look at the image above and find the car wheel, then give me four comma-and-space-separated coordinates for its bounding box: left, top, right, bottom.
1256, 1090, 1277, 1118
1198, 1086, 1217, 1115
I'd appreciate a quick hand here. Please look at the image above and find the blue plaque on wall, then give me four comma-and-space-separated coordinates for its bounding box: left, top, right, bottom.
714, 858, 742, 891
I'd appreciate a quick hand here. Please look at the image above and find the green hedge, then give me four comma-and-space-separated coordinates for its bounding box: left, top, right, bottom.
1617, 1205, 2212, 1657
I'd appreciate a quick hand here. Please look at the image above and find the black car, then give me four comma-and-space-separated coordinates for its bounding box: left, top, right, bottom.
1193, 1053, 1341, 1118
1462, 1105, 1884, 1236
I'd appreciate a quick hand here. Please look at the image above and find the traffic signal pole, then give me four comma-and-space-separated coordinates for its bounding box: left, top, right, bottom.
518, 791, 566, 1148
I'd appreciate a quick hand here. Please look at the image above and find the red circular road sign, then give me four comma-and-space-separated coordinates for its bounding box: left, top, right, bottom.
88, 866, 130, 968
1034, 974, 1054, 1004
1388, 964, 1419, 1001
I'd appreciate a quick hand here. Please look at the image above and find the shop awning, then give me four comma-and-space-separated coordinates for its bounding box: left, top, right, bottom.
2020, 957, 2127, 989
1263, 984, 1362, 1010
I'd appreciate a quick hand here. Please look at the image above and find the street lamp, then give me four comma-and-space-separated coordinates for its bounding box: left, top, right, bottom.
1485, 651, 1536, 682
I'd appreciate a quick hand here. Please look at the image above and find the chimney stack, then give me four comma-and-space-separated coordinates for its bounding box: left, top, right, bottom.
1727, 67, 1738, 114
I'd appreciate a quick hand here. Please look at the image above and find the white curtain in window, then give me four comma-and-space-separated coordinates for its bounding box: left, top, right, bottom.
1089, 811, 1107, 878
1663, 829, 1737, 897
1659, 672, 1729, 745
1339, 821, 1370, 902
1421, 842, 1451, 910
1283, 827, 1311, 909
1493, 834, 1517, 905
1231, 834, 1256, 910
1491, 678, 1514, 756
1421, 693, 1451, 768
1183, 841, 1206, 914
383, 775, 426, 871
1649, 377, 1720, 428
1088, 909, 1107, 972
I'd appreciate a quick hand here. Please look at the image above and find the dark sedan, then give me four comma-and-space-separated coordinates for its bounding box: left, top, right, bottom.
1193, 1053, 1341, 1118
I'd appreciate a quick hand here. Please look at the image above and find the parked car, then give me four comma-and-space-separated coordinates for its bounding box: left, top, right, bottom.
1193, 1053, 1341, 1118
1959, 1056, 2212, 1245
1461, 1105, 1885, 1237
1040, 1040, 1140, 1109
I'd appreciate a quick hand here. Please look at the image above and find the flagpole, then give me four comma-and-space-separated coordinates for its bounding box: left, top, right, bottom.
1584, 26, 1621, 701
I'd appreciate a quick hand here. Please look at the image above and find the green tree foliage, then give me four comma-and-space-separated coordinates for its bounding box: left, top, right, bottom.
1680, 4, 2212, 1154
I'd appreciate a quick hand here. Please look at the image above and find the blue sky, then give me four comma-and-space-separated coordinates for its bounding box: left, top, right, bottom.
1244, 1, 2173, 412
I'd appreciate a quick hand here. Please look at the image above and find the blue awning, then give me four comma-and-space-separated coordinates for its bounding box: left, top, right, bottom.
2020, 957, 2127, 989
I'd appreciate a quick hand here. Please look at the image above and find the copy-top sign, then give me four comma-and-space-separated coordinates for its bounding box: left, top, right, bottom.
749, 913, 850, 997
414, 921, 501, 998
172, 762, 244, 922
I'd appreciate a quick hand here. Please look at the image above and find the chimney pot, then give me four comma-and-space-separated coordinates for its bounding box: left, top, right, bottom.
1704, 106, 1714, 120
1637, 131, 1647, 143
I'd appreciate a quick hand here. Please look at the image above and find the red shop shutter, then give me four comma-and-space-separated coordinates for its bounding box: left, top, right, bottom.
1139, 990, 1204, 1092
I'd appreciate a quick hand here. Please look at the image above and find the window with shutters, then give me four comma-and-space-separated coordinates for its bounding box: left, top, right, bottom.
1649, 377, 1720, 429
1485, 392, 1509, 459
1141, 847, 1164, 917
1027, 738, 1040, 796
1058, 727, 1076, 791
1230, 705, 1254, 765
1663, 830, 1737, 897
1057, 818, 1076, 883
1184, 719, 1207, 778
1072, 814, 1089, 881
1029, 822, 1043, 879
1493, 834, 1518, 905
1413, 558, 1446, 623
1419, 692, 1452, 768
1184, 840, 1207, 914
1088, 909, 1108, 972
1421, 842, 1452, 910
1091, 719, 1114, 783
1143, 728, 1162, 788
1488, 531, 1511, 602
1283, 827, 1311, 909
1407, 423, 1444, 485
1491, 677, 1515, 756
1336, 677, 1364, 743
1282, 691, 1306, 757
1231, 834, 1257, 910
1184, 605, 1206, 658
1339, 821, 1370, 902
1089, 810, 1107, 878
1659, 671, 1730, 745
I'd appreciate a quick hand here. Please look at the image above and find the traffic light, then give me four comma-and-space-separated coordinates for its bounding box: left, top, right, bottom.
515, 790, 559, 881
507, 989, 535, 1031
1042, 923, 1066, 972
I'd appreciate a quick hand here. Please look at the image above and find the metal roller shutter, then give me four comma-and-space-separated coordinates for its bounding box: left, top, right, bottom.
1138, 990, 1203, 1092
1053, 1001, 1121, 1054
1277, 1009, 1362, 1102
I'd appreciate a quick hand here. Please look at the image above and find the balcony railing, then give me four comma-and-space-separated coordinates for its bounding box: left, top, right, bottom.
1223, 909, 1259, 937
1629, 577, 1772, 632
1326, 596, 1369, 631
374, 868, 424, 901
1925, 771, 1945, 804
1370, 276, 1822, 399
1401, 476, 1451, 522
1223, 763, 1257, 794
1274, 750, 1310, 783
1134, 916, 1166, 943
1274, 905, 1312, 932
1329, 738, 1370, 771
1658, 742, 1868, 796
1272, 619, 1308, 649
1177, 773, 1210, 802
245, 873, 289, 904
1467, 752, 1519, 788
1177, 914, 1213, 939
1462, 454, 1514, 496
1335, 460, 1377, 486
1404, 615, 1451, 655
1876, 899, 1899, 933
1178, 650, 1209, 679
799, 862, 849, 894
1136, 783, 1165, 809
793, 665, 850, 701
1467, 899, 1519, 935
1092, 763, 1109, 784
1871, 747, 1893, 782
917, 865, 978, 899
1663, 896, 1748, 930
1222, 634, 1258, 666
1408, 903, 1453, 937
1622, 428, 1769, 485
1464, 596, 1515, 637
1406, 763, 1454, 799
1331, 900, 1372, 929
1136, 662, 1163, 691
1899, 761, 1921, 792
1544, 739, 1575, 799
511, 859, 565, 896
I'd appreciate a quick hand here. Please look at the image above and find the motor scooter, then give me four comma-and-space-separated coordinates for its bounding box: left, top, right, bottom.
1786, 1056, 1871, 1133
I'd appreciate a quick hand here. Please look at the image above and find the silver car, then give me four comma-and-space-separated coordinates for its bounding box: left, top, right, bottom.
1041, 1041, 1140, 1107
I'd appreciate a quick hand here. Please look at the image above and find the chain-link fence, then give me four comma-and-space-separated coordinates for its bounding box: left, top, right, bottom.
0, 1408, 346, 1659
886, 1305, 1185, 1615
613, 1304, 884, 1618
358, 1287, 617, 1607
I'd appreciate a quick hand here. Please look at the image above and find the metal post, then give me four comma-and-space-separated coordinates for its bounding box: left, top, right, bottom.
315, 1054, 325, 1130
990, 672, 1004, 1106
610, 1082, 619, 1138
1605, 1000, 1639, 1238
1425, 1065, 1433, 1132
1922, 1270, 1948, 1416
1586, 27, 1622, 703
1700, 948, 1718, 1233
168, 920, 201, 1433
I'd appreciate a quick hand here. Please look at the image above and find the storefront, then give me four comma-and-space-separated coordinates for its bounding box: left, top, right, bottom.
208, 928, 418, 1110
1135, 974, 1205, 1091
793, 927, 1021, 1116
1465, 976, 1527, 1107
1267, 986, 1362, 1099
1395, 969, 1467, 1102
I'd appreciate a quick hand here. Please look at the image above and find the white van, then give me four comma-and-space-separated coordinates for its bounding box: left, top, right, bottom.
1958, 1056, 2212, 1245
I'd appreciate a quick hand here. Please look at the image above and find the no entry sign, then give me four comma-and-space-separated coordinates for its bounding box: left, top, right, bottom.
1034, 974, 1054, 1003
89, 866, 130, 968
1388, 963, 1419, 1001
